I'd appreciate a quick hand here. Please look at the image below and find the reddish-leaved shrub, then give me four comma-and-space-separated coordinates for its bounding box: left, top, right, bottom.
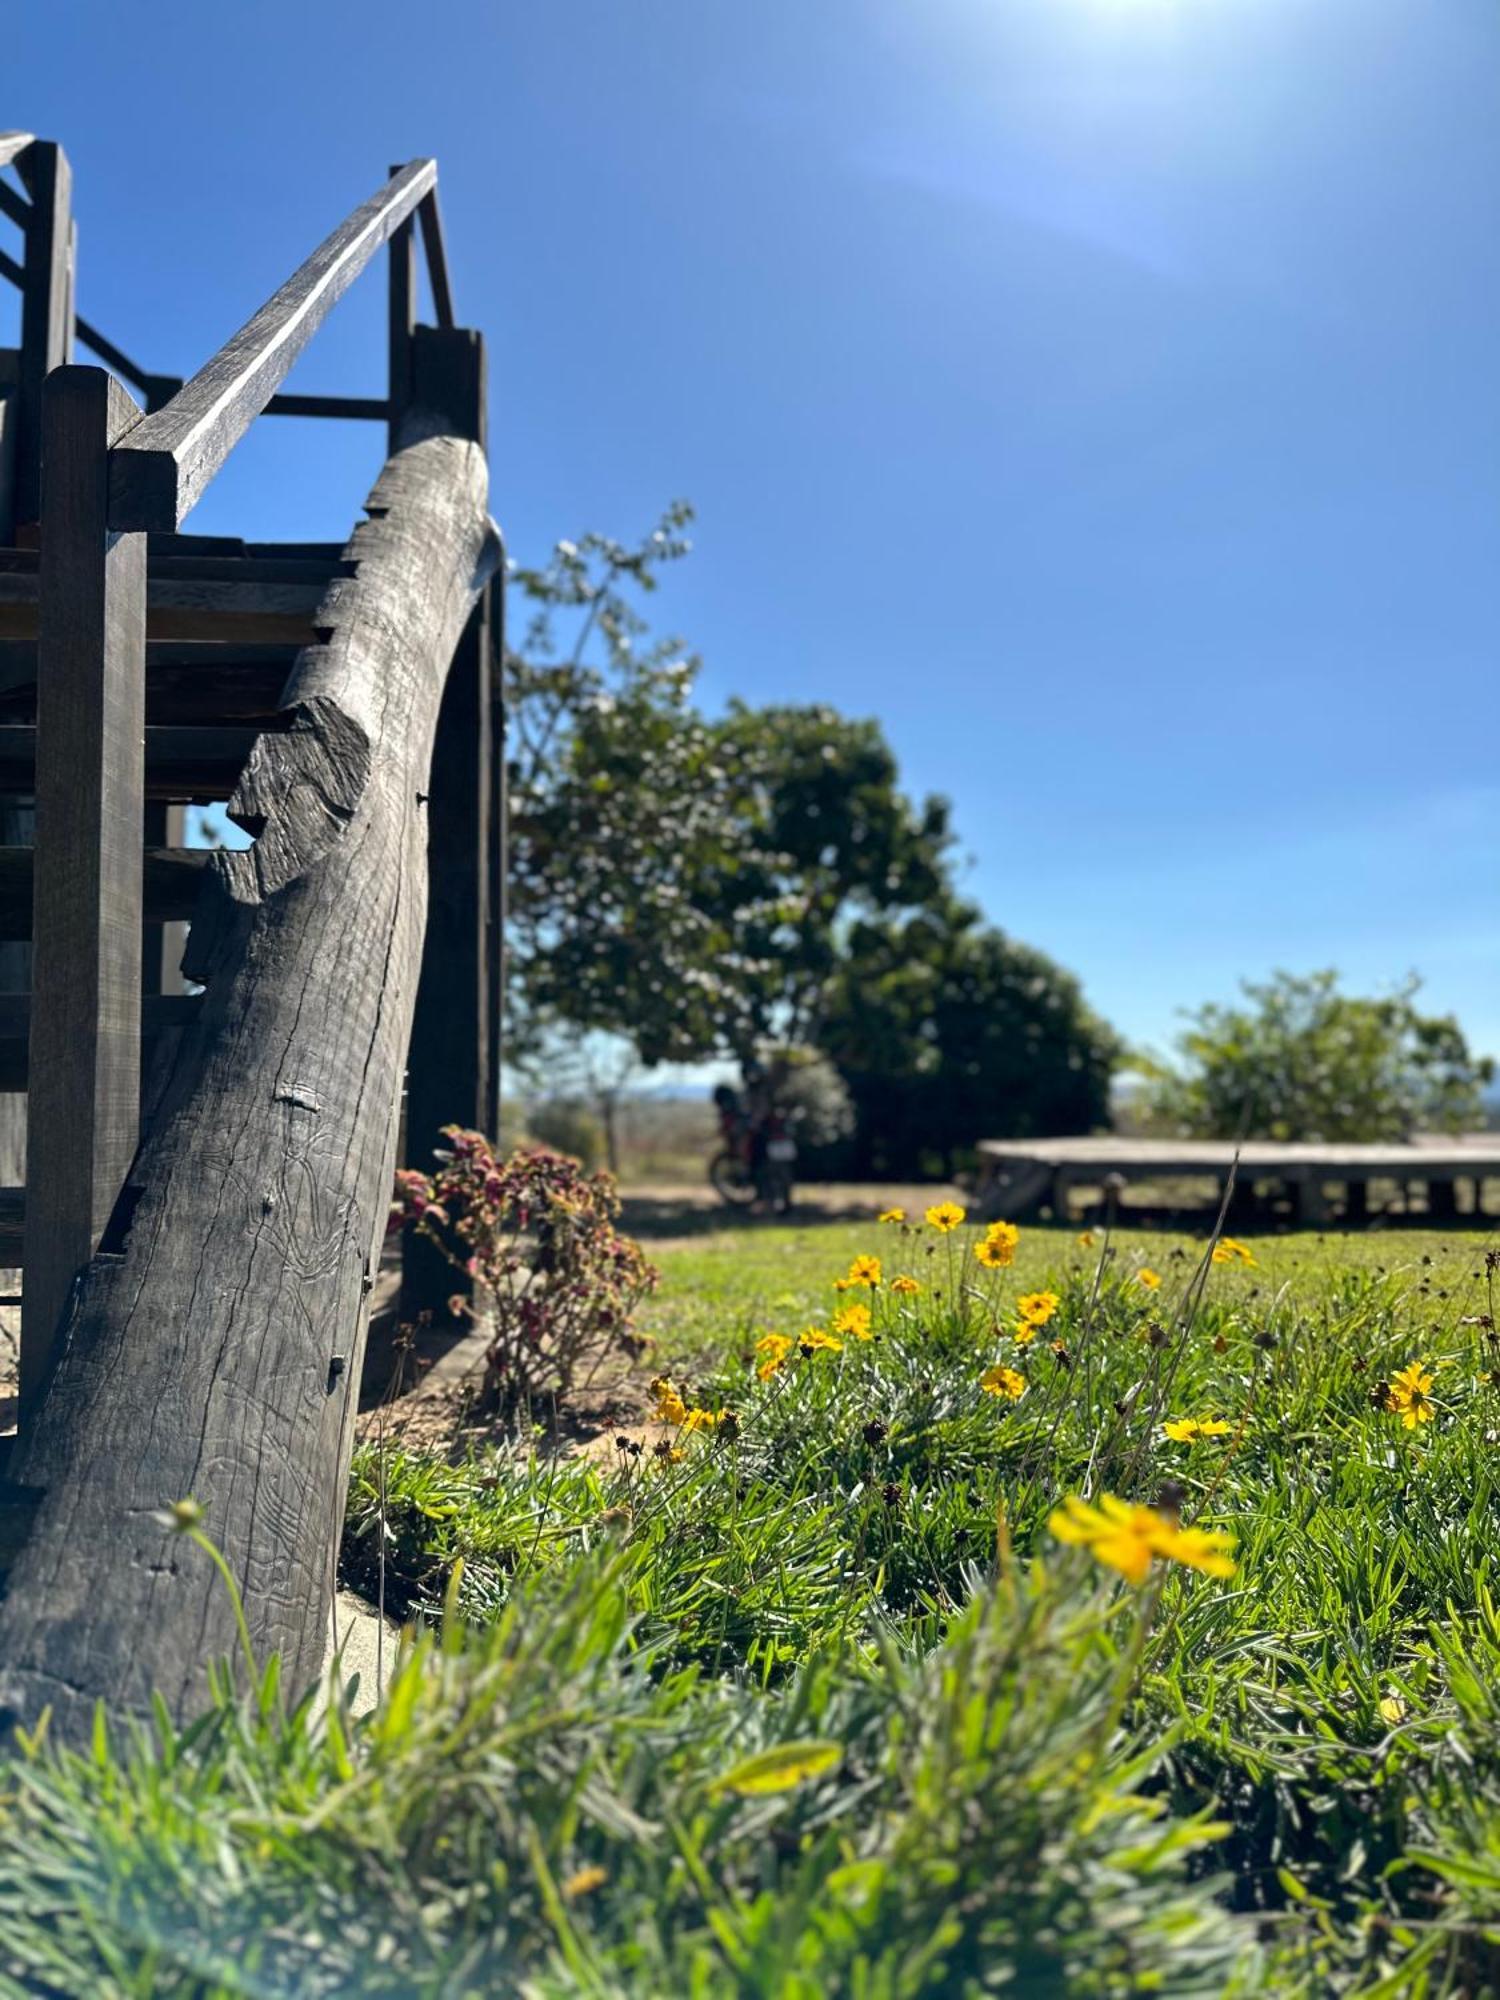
390, 1129, 659, 1406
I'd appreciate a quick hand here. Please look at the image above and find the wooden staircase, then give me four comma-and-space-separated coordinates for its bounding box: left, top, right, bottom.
0, 131, 502, 1736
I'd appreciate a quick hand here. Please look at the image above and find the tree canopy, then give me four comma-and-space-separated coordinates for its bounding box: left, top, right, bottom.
1142, 969, 1494, 1142
504, 508, 1121, 1163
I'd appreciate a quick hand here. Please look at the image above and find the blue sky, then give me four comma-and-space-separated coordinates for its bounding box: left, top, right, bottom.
11, 0, 1500, 1062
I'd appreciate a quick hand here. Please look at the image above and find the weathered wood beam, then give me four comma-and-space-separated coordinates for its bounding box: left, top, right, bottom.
23, 368, 146, 1415
401, 326, 492, 1318
108, 160, 437, 530
0, 724, 265, 799
0, 413, 498, 1740
0, 134, 35, 171
417, 191, 455, 330
14, 141, 71, 526
264, 393, 387, 422
0, 845, 208, 934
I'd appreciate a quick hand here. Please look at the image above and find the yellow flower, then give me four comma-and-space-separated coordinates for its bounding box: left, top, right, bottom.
1136, 1268, 1162, 1290
890, 1274, 922, 1296
756, 1331, 792, 1380
682, 1407, 720, 1434
1013, 1320, 1038, 1345
1159, 1521, 1238, 1577
878, 1207, 906, 1224
1048, 1494, 1166, 1585
980, 1364, 1026, 1400
563, 1865, 608, 1901
1077, 1230, 1096, 1249
651, 1376, 689, 1425
799, 1326, 844, 1354
838, 1254, 882, 1290
1387, 1359, 1436, 1428
1162, 1416, 1232, 1444
925, 1202, 966, 1233
975, 1236, 1015, 1270
1377, 1694, 1407, 1726
1211, 1237, 1257, 1268
833, 1302, 874, 1341
986, 1218, 1020, 1253
1049, 1493, 1236, 1584
1016, 1290, 1059, 1328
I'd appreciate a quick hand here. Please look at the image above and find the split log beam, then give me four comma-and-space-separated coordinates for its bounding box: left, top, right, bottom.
0, 414, 498, 1740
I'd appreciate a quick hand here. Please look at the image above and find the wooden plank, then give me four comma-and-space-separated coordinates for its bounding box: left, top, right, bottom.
0, 844, 208, 934
0, 639, 299, 712
0, 724, 265, 799
401, 327, 490, 1318
0, 578, 330, 643
388, 170, 415, 456
23, 367, 146, 1416
264, 393, 387, 421
975, 1135, 1500, 1173
0, 993, 204, 1093
0, 417, 498, 1740
108, 159, 437, 530
0, 350, 17, 546
0, 134, 35, 170
417, 190, 455, 330
14, 142, 71, 526
0, 178, 28, 230
0, 1183, 24, 1260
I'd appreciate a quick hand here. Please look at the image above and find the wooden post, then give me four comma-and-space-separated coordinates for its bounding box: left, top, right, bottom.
22, 367, 146, 1415
15, 141, 72, 527
387, 167, 415, 456
401, 326, 493, 1319
0, 426, 496, 1739
488, 598, 506, 1141
0, 349, 18, 545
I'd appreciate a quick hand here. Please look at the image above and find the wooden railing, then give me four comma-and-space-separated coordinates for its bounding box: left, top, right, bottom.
0, 134, 501, 1427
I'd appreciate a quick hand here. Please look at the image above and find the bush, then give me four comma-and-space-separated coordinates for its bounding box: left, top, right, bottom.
1143, 968, 1494, 1142
820, 908, 1120, 1176
391, 1132, 657, 1405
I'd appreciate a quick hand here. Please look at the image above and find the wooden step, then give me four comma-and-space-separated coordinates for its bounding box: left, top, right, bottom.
0, 725, 269, 800
0, 1186, 22, 1265
0, 550, 348, 644
0, 992, 202, 1095
0, 846, 209, 937
0, 642, 298, 725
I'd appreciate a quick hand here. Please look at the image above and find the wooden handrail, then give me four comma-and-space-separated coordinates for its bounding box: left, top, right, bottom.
0, 132, 35, 170
108, 159, 437, 530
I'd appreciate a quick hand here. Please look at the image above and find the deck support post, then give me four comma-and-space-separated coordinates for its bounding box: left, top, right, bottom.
15, 140, 73, 528
401, 325, 494, 1323
22, 368, 145, 1416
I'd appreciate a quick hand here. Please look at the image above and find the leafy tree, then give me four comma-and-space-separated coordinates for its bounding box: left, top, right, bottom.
819, 903, 1120, 1177
505, 514, 952, 1068
505, 506, 740, 1065
1142, 969, 1494, 1142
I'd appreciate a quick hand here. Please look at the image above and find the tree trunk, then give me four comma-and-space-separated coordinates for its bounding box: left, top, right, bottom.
0, 416, 498, 1740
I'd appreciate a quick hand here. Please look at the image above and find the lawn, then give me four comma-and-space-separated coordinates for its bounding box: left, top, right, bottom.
2, 1211, 1499, 1995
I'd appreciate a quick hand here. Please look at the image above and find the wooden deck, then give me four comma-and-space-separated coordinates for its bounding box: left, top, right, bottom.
976, 1133, 1500, 1225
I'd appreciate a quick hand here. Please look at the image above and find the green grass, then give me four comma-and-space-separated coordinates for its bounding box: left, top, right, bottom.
4, 1216, 1500, 1994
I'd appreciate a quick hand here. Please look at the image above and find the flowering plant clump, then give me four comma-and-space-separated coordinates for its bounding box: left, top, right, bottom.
390, 1130, 659, 1407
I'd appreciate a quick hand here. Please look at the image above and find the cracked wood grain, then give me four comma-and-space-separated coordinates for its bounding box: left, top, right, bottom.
0, 416, 499, 1740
